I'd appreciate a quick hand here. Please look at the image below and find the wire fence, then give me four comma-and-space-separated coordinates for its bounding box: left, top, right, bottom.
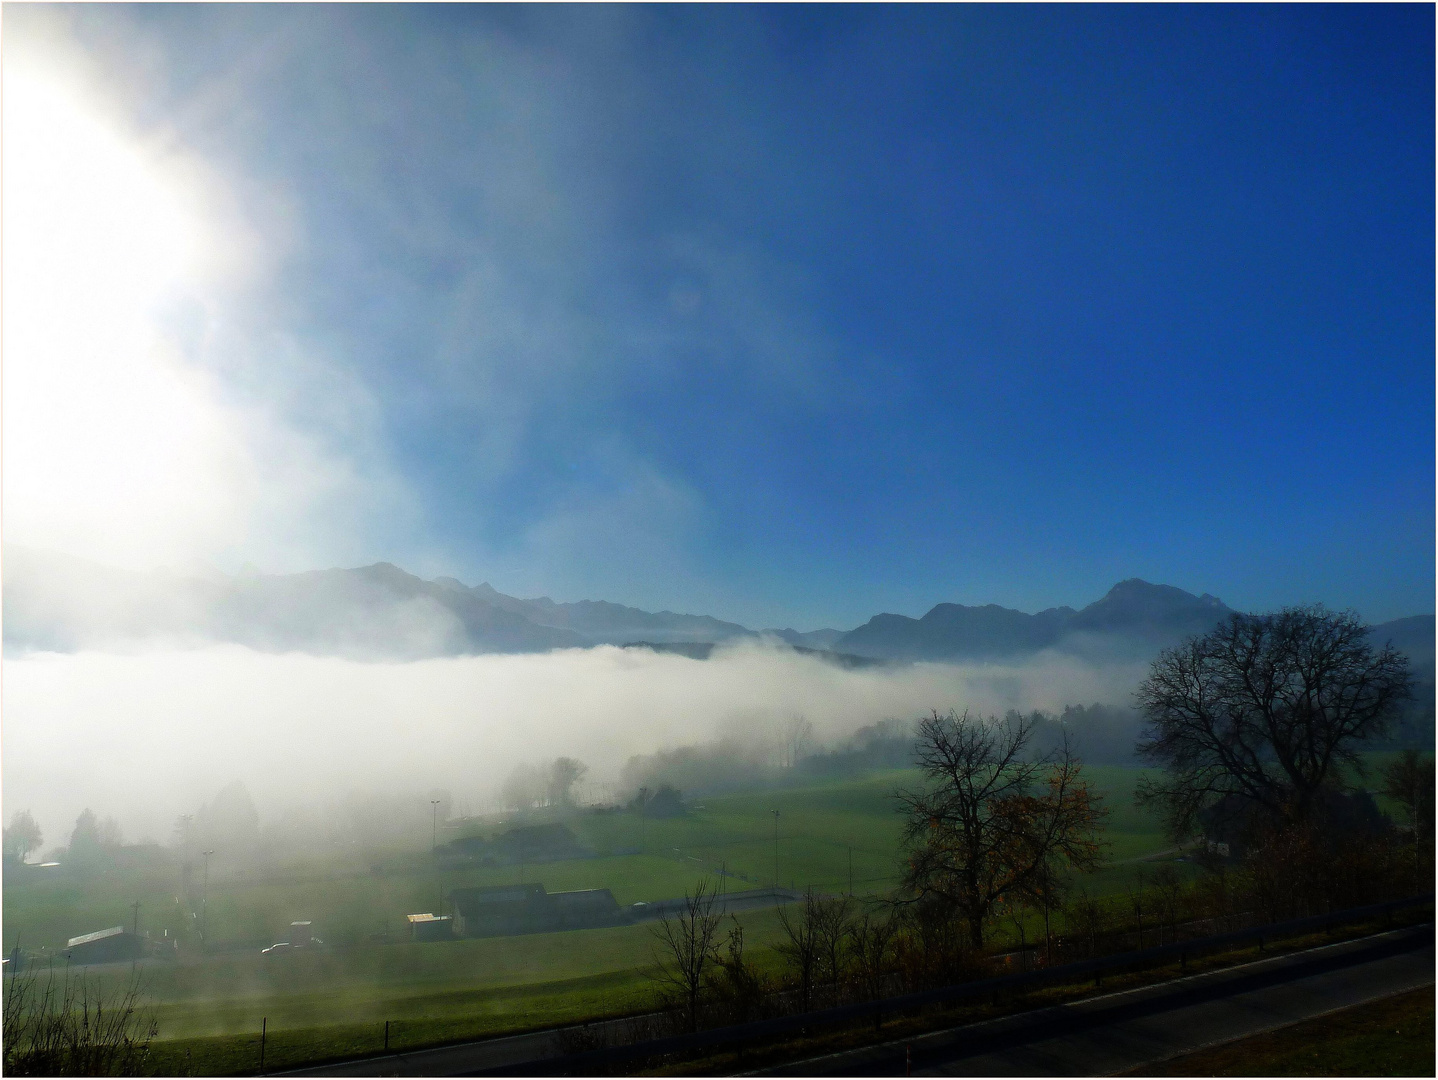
486, 892, 1434, 1075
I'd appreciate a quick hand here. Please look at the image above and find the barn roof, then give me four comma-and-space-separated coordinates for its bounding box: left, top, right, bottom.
450, 884, 546, 907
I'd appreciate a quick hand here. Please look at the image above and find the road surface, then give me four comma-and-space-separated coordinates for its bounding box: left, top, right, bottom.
755, 924, 1433, 1076
280, 924, 1430, 1077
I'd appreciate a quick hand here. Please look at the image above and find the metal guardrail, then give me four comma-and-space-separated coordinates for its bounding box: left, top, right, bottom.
487, 892, 1434, 1075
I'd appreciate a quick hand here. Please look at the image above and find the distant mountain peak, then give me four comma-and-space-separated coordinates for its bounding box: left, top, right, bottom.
5, 547, 1422, 673
837, 579, 1237, 662
1101, 578, 1222, 604
351, 561, 417, 586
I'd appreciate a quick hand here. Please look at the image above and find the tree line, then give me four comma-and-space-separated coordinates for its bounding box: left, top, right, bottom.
649, 605, 1432, 1036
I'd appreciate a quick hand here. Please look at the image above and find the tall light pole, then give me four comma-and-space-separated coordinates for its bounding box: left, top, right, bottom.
202, 850, 214, 952
431, 800, 443, 913
771, 810, 780, 891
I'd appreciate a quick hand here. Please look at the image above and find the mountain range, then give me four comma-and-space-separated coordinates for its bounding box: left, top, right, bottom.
4, 546, 1431, 675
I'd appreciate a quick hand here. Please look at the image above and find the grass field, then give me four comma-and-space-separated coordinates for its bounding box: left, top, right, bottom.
3, 763, 1184, 1068
4, 765, 1173, 953
1136, 985, 1435, 1076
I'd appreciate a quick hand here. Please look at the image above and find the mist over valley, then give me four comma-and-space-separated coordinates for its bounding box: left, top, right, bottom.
5, 545, 1431, 849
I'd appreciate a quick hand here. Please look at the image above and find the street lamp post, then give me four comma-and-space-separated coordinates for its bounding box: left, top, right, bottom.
771, 810, 780, 891
201, 850, 214, 951
430, 800, 443, 912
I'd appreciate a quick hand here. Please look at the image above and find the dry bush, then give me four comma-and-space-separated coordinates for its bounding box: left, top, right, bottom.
1063, 884, 1112, 958
711, 917, 771, 1024
3, 965, 156, 1076
847, 906, 901, 1003
891, 895, 981, 989
1237, 817, 1408, 922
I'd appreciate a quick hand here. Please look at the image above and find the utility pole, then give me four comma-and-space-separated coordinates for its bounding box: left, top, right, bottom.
430, 800, 442, 912
771, 810, 780, 891
848, 847, 853, 897
202, 850, 214, 951
132, 899, 141, 936
638, 787, 649, 854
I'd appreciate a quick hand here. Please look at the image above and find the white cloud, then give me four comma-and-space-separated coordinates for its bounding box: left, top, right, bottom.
2, 640, 1143, 846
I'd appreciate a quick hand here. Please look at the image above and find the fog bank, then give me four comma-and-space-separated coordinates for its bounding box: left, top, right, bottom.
3, 640, 1147, 848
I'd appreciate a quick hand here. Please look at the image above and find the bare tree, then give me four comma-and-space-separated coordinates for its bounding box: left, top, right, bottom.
1064, 884, 1109, 959
1126, 868, 1149, 949
1136, 607, 1411, 837
781, 715, 815, 769
847, 906, 901, 1009
1381, 749, 1434, 847
651, 879, 724, 1032
775, 890, 823, 1011
812, 894, 855, 988
1027, 858, 1066, 964
898, 710, 1106, 949
712, 917, 769, 1023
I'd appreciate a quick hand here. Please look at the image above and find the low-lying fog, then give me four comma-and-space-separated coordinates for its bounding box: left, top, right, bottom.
4, 639, 1146, 848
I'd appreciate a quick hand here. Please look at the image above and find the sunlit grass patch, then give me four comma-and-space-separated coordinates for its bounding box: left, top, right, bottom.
1133, 985, 1435, 1076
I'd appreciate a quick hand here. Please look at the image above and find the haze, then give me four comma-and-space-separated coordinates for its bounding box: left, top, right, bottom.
5, 642, 1145, 847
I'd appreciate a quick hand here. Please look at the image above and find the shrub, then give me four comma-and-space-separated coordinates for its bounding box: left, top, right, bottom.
3, 966, 156, 1076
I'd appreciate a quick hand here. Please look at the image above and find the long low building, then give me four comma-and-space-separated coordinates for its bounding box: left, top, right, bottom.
449, 884, 623, 937
66, 927, 144, 965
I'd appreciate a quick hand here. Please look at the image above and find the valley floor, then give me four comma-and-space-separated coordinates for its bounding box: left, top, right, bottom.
4, 765, 1190, 1073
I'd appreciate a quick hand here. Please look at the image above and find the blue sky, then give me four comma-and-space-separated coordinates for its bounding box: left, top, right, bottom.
7, 5, 1433, 629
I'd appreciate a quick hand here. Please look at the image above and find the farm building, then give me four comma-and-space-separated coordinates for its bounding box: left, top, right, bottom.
65, 926, 143, 965
449, 883, 622, 937
549, 889, 623, 929
406, 913, 455, 942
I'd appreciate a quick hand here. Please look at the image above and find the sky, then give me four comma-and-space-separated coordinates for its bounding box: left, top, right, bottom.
4, 4, 1433, 631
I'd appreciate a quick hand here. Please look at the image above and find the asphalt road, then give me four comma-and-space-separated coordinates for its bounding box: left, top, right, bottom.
756, 924, 1434, 1076
280, 924, 1431, 1077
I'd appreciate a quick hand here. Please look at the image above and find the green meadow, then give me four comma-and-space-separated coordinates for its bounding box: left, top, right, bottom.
4, 762, 1251, 1072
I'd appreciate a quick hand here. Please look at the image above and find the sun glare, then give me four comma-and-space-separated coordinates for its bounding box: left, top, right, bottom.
3, 63, 252, 569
